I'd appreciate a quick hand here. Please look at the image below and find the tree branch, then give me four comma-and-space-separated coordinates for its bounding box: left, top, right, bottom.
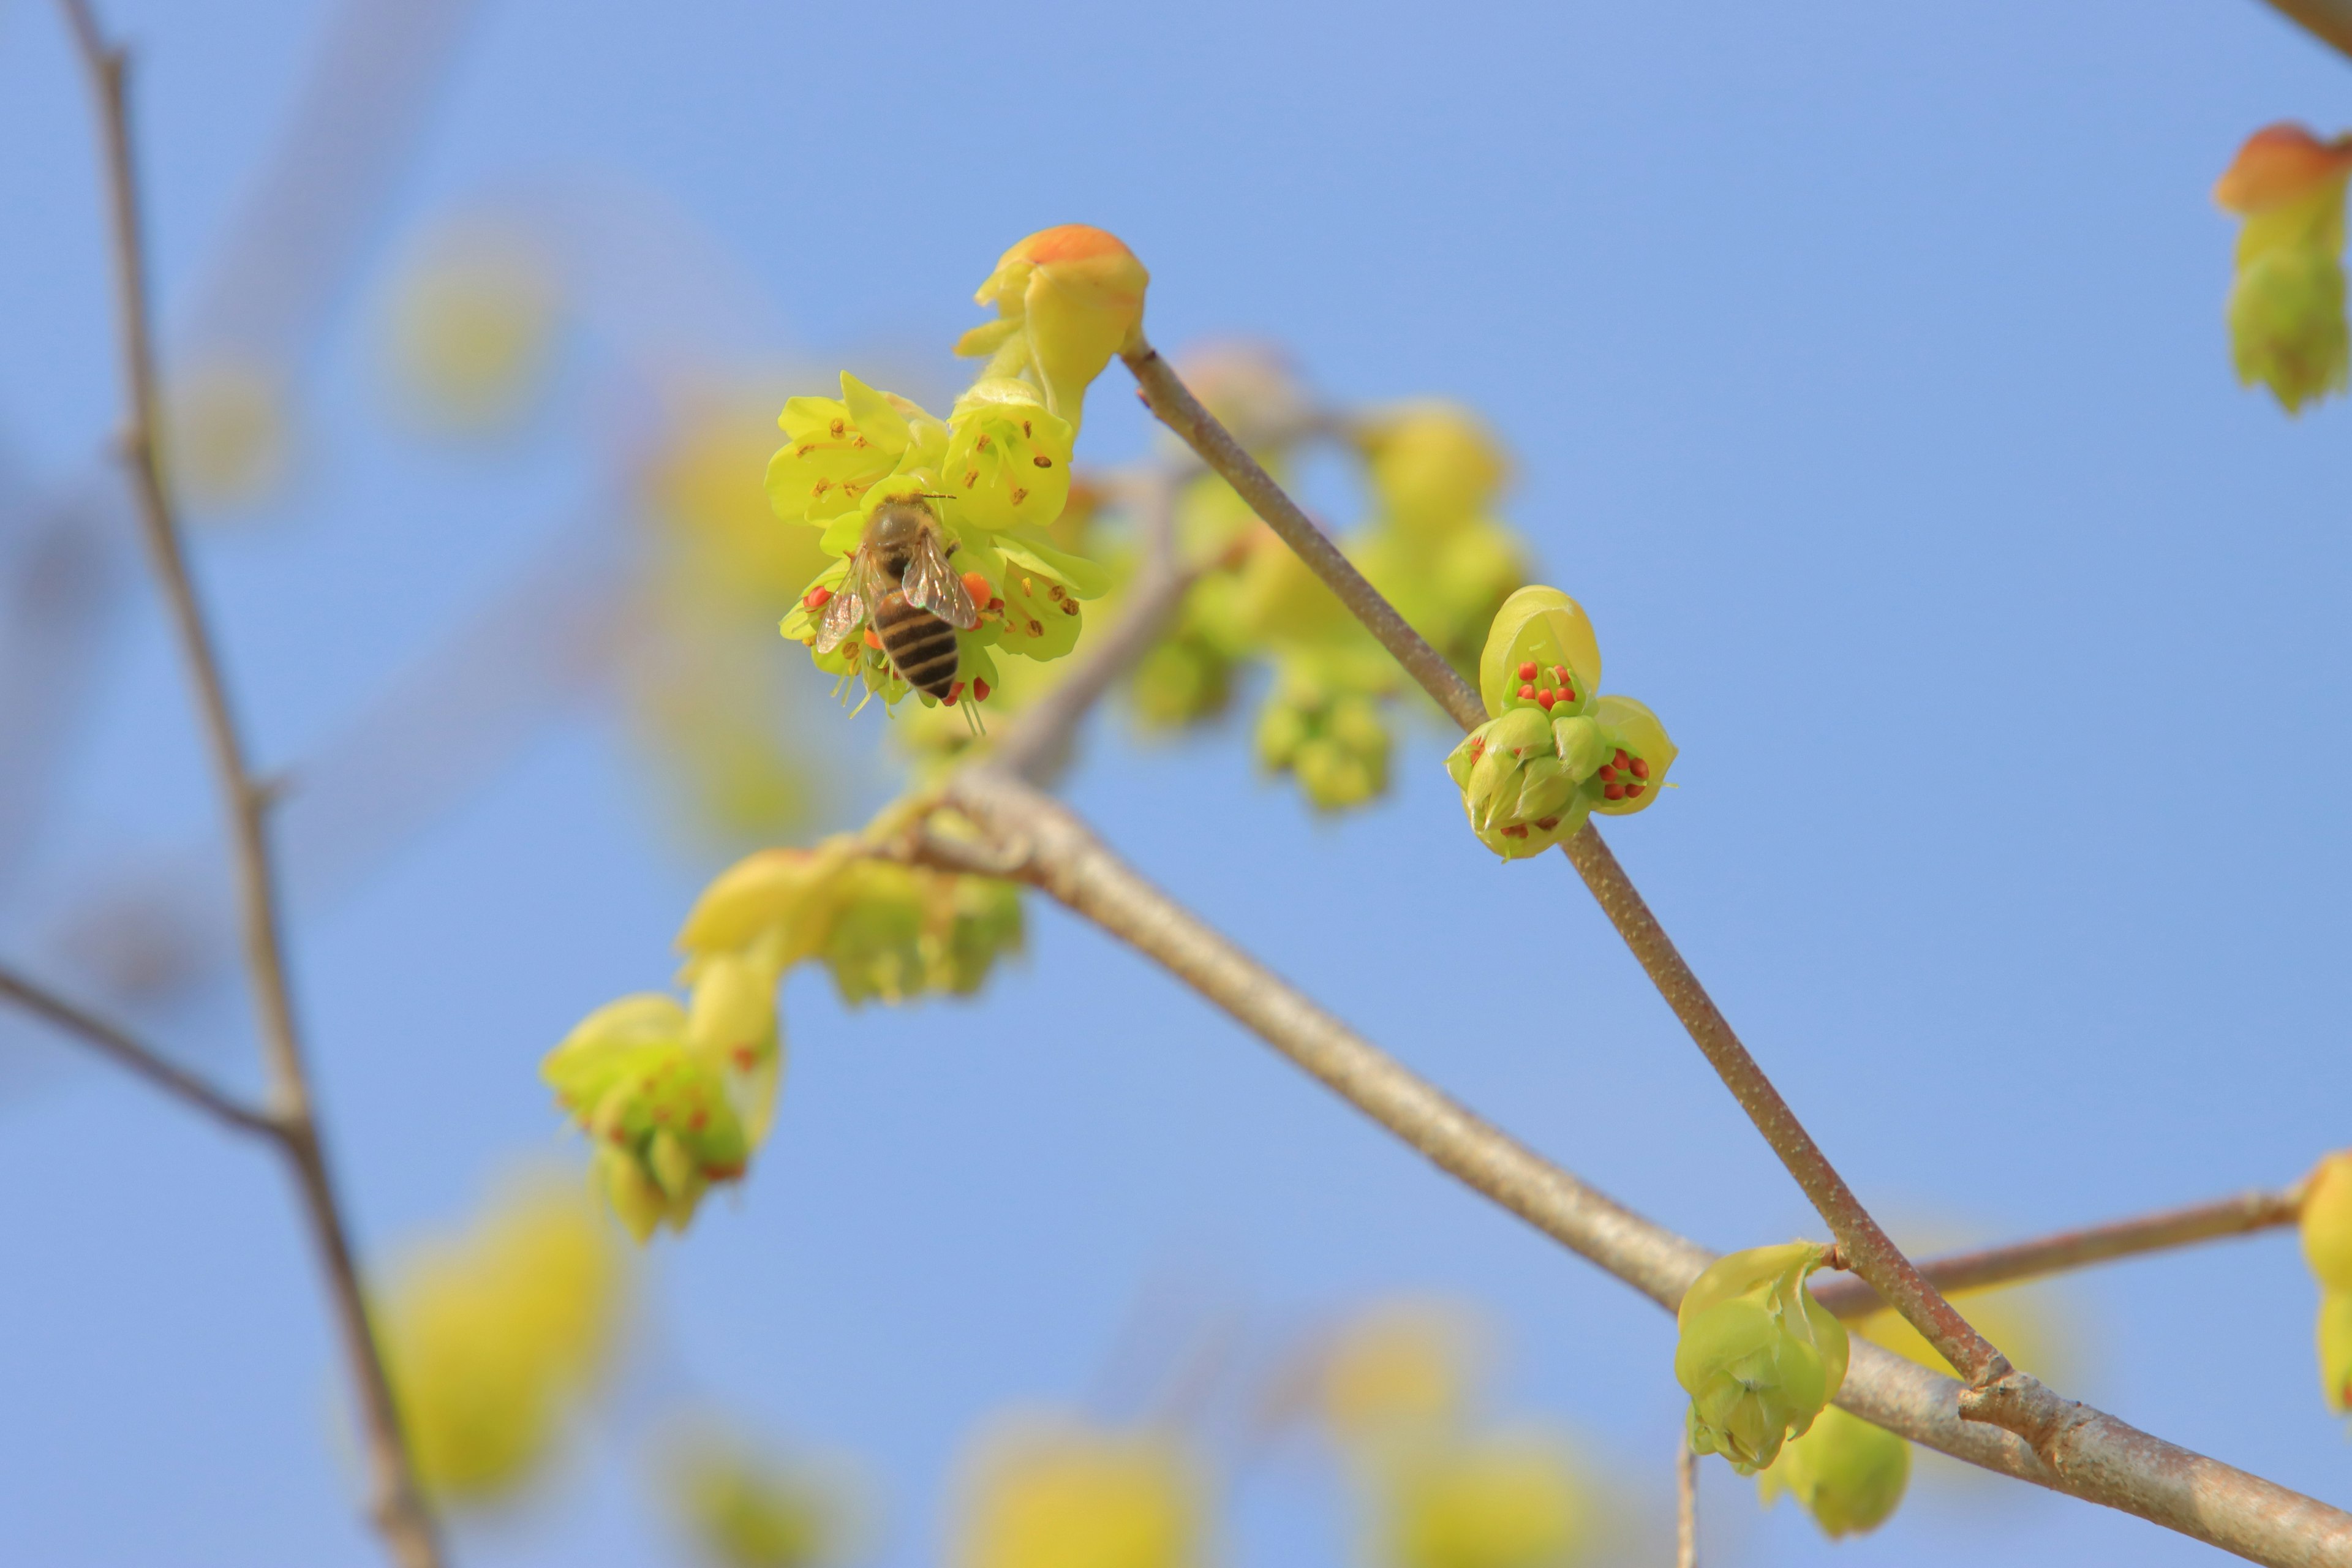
2260, 0, 2352, 62
0, 960, 279, 1139
1118, 337, 2012, 1397
1675, 1432, 1699, 1568
1812, 1187, 2305, 1319
922, 766, 2352, 1567
53, 6, 442, 1563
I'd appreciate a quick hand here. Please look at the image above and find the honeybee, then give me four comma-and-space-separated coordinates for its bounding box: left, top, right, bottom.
813, 498, 981, 702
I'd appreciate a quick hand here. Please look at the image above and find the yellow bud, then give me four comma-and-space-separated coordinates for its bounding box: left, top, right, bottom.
1384, 1431, 1593, 1568
1755, 1404, 1909, 1539
962, 225, 1150, 429
2303, 1152, 2352, 1291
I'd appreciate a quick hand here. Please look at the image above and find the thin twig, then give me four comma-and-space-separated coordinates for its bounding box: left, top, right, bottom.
2260, 0, 2352, 62
1118, 337, 2010, 1396
1812, 1187, 2305, 1319
991, 467, 1193, 786
924, 767, 2352, 1567
0, 960, 279, 1139
1675, 1431, 1699, 1568
53, 6, 442, 1564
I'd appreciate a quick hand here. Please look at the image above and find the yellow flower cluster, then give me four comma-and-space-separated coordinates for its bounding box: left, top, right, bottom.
374, 1171, 630, 1503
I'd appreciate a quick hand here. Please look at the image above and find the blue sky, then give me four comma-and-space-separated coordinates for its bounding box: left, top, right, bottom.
5, 0, 2352, 1564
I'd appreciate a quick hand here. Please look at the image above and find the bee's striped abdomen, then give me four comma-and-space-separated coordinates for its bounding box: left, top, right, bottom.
873, 592, 960, 699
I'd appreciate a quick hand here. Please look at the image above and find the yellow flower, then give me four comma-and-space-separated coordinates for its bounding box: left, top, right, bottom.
943, 379, 1076, 533
2301, 1152, 2352, 1291
766, 373, 948, 533
645, 379, 838, 610
954, 1413, 1204, 1568
1357, 402, 1510, 538
374, 1170, 630, 1504
959, 226, 1150, 429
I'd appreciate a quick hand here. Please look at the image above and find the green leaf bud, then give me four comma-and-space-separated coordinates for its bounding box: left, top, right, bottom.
1756, 1404, 1909, 1539
1675, 1242, 1849, 1474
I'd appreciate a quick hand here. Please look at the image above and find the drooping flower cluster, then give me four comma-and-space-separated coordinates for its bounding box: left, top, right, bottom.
2302, 1152, 2352, 1412
374, 1170, 631, 1502
1123, 350, 1535, 816
1675, 1243, 1849, 1474
2216, 124, 2352, 413
540, 942, 785, 1243
1444, 587, 1676, 860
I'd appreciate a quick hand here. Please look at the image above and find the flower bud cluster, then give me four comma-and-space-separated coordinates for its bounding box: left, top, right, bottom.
2216, 125, 2352, 412
1256, 655, 1394, 813
1444, 587, 1676, 860
375, 1171, 630, 1502
2302, 1152, 2352, 1412
1675, 1243, 1849, 1474
662, 1423, 856, 1568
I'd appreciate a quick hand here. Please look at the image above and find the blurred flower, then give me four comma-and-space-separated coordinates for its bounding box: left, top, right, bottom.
160, 351, 292, 513
374, 1169, 630, 1504
662, 1422, 864, 1568
1167, 341, 1316, 456
383, 219, 564, 434
1849, 1285, 2072, 1389
1257, 657, 1393, 813
2215, 124, 2352, 413
645, 377, 839, 611
1319, 1300, 1486, 1447
1357, 403, 1510, 539
1755, 1404, 1909, 1539
958, 225, 1151, 429
1379, 1431, 1594, 1568
954, 1413, 1205, 1568
2318, 1289, 2352, 1414
1675, 1243, 1848, 1475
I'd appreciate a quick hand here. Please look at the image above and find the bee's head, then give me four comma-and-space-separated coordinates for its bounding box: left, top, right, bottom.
865, 495, 937, 552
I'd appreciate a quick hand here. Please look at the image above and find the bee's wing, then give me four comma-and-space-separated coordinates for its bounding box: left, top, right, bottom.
811, 555, 870, 654
901, 528, 979, 630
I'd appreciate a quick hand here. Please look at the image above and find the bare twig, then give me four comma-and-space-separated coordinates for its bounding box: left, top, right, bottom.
1812, 1187, 2305, 1319
2260, 0, 2352, 62
1675, 1431, 1699, 1568
991, 467, 1192, 786
53, 6, 442, 1564
921, 767, 2352, 1567
0, 960, 278, 1138
1119, 337, 2010, 1395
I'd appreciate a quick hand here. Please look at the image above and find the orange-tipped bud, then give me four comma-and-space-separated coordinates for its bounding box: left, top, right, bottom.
959, 225, 1150, 429
2217, 125, 2352, 216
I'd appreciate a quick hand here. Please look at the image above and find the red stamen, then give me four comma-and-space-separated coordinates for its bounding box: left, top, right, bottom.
864, 628, 883, 651
1630, 758, 1650, 780
1626, 782, 1646, 798
804, 586, 833, 609
1502, 824, 1529, 838
1535, 816, 1560, 831
1518, 683, 1536, 701
974, 678, 992, 701
1537, 688, 1556, 709
1598, 764, 1616, 782
1517, 660, 1537, 680
1604, 782, 1625, 801
1614, 750, 1629, 768
948, 680, 967, 705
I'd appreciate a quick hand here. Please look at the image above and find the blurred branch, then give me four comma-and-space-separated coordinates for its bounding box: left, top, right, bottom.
992, 469, 1193, 786
2260, 0, 2352, 62
1675, 1432, 1698, 1568
0, 960, 276, 1139
1119, 337, 2013, 1397
911, 765, 2352, 1566
52, 6, 443, 1565
1813, 1187, 2305, 1319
